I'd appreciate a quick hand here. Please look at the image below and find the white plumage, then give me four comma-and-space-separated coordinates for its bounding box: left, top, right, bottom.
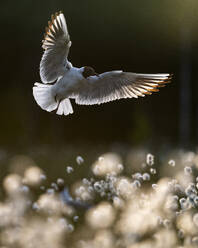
33, 11, 172, 116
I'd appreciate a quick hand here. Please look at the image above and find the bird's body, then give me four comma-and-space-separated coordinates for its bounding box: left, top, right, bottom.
33, 11, 172, 116
53, 66, 84, 100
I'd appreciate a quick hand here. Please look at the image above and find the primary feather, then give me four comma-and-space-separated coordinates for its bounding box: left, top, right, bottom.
40, 11, 71, 84
75, 72, 172, 105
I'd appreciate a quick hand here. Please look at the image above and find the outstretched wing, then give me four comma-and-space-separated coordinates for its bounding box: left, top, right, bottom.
75, 71, 172, 105
40, 11, 71, 84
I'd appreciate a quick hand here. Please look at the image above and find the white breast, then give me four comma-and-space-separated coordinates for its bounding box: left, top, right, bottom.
53, 67, 84, 99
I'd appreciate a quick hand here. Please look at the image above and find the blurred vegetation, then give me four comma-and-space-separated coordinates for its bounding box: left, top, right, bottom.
1, 148, 198, 247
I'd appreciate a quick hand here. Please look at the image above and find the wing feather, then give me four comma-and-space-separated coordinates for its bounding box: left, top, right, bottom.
40, 11, 71, 84
75, 71, 172, 105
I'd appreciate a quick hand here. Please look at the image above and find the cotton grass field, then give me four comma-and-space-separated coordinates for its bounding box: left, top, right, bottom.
1, 147, 198, 248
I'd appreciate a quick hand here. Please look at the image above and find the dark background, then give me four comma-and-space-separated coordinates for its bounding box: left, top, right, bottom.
1, 0, 198, 150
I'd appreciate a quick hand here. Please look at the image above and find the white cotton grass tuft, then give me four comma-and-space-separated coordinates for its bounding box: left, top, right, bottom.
3, 174, 22, 195
57, 178, 64, 187
73, 215, 79, 222
116, 177, 135, 198
16, 218, 69, 248
0, 203, 14, 227
93, 181, 104, 193
132, 179, 141, 189
177, 212, 197, 235
46, 188, 55, 194
184, 166, 192, 175
152, 184, 158, 190
194, 196, 198, 205
146, 153, 154, 166
175, 170, 193, 190
132, 172, 142, 180
86, 202, 115, 229
93, 229, 114, 248
142, 173, 150, 181
73, 182, 94, 201
168, 159, 176, 167
66, 166, 74, 174
113, 196, 125, 209
165, 195, 178, 211
155, 230, 177, 247
20, 185, 30, 194
192, 236, 198, 245
116, 199, 159, 235
150, 168, 156, 175
76, 155, 84, 165
36, 194, 62, 214
23, 166, 44, 186
193, 213, 198, 227
92, 153, 122, 176
40, 174, 47, 181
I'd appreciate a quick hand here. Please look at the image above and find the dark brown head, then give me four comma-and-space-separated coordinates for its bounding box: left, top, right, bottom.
82, 66, 98, 78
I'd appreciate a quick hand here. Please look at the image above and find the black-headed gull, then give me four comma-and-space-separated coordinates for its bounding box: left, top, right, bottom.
33, 11, 172, 116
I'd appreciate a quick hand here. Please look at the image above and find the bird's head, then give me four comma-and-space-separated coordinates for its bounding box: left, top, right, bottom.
66, 61, 73, 70
82, 66, 98, 78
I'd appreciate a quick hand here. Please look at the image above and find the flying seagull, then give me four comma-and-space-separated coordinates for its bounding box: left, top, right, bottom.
33, 11, 172, 116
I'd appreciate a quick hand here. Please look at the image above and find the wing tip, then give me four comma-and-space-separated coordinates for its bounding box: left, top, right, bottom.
42, 11, 66, 50
135, 72, 173, 97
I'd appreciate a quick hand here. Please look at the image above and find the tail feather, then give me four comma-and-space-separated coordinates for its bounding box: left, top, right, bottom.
33, 82, 73, 116
33, 83, 58, 112
56, 98, 73, 115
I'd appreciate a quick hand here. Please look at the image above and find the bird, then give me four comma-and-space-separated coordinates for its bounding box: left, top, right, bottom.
33, 11, 172, 116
